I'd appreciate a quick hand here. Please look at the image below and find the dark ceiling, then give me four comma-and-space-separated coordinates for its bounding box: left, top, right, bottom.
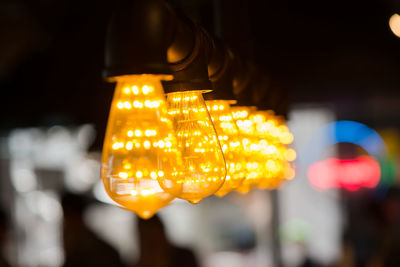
1, 0, 399, 147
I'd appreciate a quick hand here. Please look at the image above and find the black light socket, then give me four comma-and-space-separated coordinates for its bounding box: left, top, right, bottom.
104, 0, 175, 79
233, 60, 255, 96
234, 86, 255, 106
163, 24, 212, 93
205, 41, 236, 101
232, 61, 256, 106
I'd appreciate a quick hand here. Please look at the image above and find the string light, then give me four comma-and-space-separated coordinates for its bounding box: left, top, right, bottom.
101, 74, 184, 219
206, 100, 246, 197
99, 0, 297, 219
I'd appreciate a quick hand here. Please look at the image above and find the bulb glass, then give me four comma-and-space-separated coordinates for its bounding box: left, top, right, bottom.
101, 74, 182, 219
163, 91, 226, 203
206, 100, 246, 197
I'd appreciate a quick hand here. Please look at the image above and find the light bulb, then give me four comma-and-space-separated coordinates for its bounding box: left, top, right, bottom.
250, 111, 295, 189
101, 74, 183, 219
161, 91, 226, 204
205, 100, 246, 197
230, 106, 262, 194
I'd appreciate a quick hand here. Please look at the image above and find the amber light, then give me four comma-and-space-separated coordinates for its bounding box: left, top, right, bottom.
101, 74, 184, 219
162, 91, 227, 204
230, 106, 263, 193
206, 100, 246, 197
250, 111, 296, 190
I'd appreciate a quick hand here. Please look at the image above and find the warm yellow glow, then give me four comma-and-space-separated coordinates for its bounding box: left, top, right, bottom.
143, 140, 151, 149
285, 148, 297, 162
389, 13, 400, 38
119, 172, 128, 179
206, 100, 246, 197
132, 86, 139, 94
230, 106, 264, 193
101, 74, 183, 219
126, 141, 133, 150
136, 171, 143, 178
284, 165, 295, 180
247, 110, 296, 190
162, 91, 227, 204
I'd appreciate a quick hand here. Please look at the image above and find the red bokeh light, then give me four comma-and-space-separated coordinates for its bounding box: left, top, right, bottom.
307, 155, 380, 191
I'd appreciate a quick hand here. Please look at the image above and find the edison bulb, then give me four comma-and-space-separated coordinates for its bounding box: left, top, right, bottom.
250, 111, 295, 189
101, 74, 183, 219
249, 111, 278, 188
230, 106, 262, 194
161, 91, 226, 204
206, 100, 246, 197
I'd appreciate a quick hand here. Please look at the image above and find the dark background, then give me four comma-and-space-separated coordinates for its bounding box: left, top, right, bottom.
1, 0, 399, 142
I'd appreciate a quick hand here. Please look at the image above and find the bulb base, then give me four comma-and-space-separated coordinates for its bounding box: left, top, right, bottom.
162, 80, 212, 93
163, 24, 212, 93
104, 0, 174, 79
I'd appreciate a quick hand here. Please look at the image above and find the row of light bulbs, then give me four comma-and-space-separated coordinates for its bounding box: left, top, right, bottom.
101, 74, 295, 219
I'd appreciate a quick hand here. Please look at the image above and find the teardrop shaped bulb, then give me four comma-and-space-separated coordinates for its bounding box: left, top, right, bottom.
161, 91, 226, 204
205, 100, 246, 197
101, 74, 183, 219
231, 106, 262, 194
251, 111, 292, 189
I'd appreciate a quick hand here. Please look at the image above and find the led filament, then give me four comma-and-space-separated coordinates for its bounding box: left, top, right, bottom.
206, 100, 246, 197
101, 74, 183, 219
163, 91, 226, 204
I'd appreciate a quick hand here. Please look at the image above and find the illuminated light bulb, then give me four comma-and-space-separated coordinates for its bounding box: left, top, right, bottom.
249, 110, 296, 189
101, 74, 183, 219
230, 106, 263, 194
248, 111, 279, 188
161, 91, 226, 204
205, 100, 246, 197
247, 110, 279, 188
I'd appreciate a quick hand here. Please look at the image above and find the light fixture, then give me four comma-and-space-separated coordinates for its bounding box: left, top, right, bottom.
250, 111, 280, 189
102, 75, 183, 219
206, 100, 246, 197
230, 106, 262, 194
101, 0, 188, 218
162, 91, 226, 203
250, 111, 295, 189
159, 25, 227, 204
100, 0, 296, 215
204, 44, 248, 196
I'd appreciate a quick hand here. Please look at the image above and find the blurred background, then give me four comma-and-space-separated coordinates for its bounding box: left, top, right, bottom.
1, 0, 400, 266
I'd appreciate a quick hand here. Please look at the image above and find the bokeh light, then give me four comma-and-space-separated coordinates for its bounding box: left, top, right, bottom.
389, 13, 400, 38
